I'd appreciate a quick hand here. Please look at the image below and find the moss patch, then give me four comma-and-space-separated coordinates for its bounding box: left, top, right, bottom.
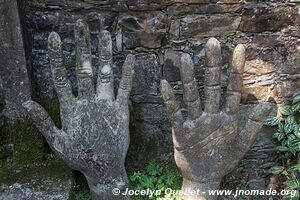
38, 98, 61, 128
0, 99, 77, 197
0, 99, 61, 169
0, 154, 72, 186
0, 118, 44, 168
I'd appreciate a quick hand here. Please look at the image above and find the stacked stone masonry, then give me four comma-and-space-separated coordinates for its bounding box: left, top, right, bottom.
22, 0, 300, 184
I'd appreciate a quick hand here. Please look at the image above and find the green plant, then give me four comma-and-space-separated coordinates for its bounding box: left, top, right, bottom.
76, 189, 91, 200
264, 90, 300, 200
129, 161, 182, 200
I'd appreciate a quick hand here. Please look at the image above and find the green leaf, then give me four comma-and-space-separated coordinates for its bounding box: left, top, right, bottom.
293, 90, 300, 97
293, 91, 300, 104
273, 132, 284, 141
288, 164, 300, 171
287, 134, 297, 141
293, 95, 300, 104
286, 178, 300, 190
276, 146, 289, 152
285, 123, 294, 134
286, 115, 296, 124
263, 117, 280, 126
289, 138, 300, 146
292, 103, 300, 112
165, 176, 174, 186
281, 105, 293, 116
290, 148, 297, 156
278, 122, 284, 133
269, 166, 285, 175
129, 171, 142, 182
293, 124, 299, 135
141, 176, 155, 189
146, 162, 163, 176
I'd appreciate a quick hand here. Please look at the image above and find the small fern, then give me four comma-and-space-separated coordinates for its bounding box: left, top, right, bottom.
129, 161, 182, 200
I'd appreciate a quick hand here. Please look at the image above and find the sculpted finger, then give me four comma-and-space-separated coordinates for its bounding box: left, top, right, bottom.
22, 100, 60, 147
75, 19, 94, 98
239, 102, 272, 149
160, 80, 184, 129
180, 53, 202, 120
225, 44, 245, 114
48, 32, 74, 107
116, 54, 135, 107
204, 38, 221, 114
96, 30, 114, 101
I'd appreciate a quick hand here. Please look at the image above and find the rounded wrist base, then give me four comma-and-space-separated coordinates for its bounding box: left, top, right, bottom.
85, 175, 129, 200
182, 178, 221, 200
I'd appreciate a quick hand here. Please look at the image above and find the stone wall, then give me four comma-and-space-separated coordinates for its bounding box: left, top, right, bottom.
0, 0, 45, 171
0, 0, 31, 121
2, 0, 299, 190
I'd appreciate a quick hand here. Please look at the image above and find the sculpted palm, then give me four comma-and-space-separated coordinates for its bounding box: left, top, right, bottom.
23, 19, 134, 200
161, 38, 271, 200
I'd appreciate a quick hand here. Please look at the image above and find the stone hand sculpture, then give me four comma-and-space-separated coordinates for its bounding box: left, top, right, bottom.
23, 20, 134, 200
161, 38, 272, 200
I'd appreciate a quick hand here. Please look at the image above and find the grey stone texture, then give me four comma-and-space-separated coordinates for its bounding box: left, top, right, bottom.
161, 40, 272, 199
0, 0, 31, 121
23, 22, 135, 200
0, 178, 73, 200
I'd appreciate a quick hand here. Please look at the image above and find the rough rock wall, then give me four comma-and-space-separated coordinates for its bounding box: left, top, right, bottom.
0, 0, 31, 121
13, 0, 300, 187
0, 0, 45, 172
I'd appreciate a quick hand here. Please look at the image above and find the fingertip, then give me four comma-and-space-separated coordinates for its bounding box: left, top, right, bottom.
250, 102, 273, 121
98, 30, 112, 58
160, 79, 168, 85
99, 30, 111, 41
205, 37, 221, 68
181, 53, 192, 65
160, 79, 169, 89
48, 31, 61, 42
22, 100, 34, 111
123, 54, 135, 75
160, 80, 173, 100
233, 44, 246, 55
125, 54, 135, 64
232, 44, 246, 73
48, 32, 61, 51
205, 38, 221, 52
75, 19, 85, 28
235, 44, 245, 52
207, 37, 219, 44
180, 53, 194, 70
74, 19, 89, 38
22, 100, 49, 121
180, 53, 195, 83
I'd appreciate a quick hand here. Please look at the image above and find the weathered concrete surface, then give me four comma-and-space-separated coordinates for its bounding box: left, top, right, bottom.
161, 40, 272, 199
0, 80, 5, 112
0, 178, 73, 200
23, 24, 135, 199
0, 161, 74, 200
0, 0, 31, 121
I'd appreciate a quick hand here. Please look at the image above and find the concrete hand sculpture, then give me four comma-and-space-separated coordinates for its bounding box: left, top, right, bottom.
23, 20, 134, 200
161, 38, 272, 200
